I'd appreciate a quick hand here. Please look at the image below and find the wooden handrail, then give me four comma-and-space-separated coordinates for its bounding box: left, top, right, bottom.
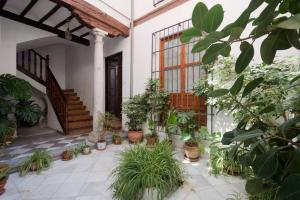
17, 49, 69, 134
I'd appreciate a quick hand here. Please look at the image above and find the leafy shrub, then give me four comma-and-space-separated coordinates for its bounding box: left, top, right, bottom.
110, 141, 184, 200
19, 150, 52, 176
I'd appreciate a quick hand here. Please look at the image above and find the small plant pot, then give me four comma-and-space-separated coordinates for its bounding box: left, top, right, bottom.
183, 142, 200, 162
224, 166, 241, 176
146, 135, 158, 147
61, 150, 73, 161
82, 147, 91, 155
113, 136, 122, 145
30, 163, 38, 172
96, 140, 107, 150
128, 131, 143, 144
0, 177, 8, 195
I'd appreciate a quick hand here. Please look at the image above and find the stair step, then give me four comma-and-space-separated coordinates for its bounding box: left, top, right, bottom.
68, 105, 86, 110
63, 89, 74, 92
68, 120, 93, 129
64, 92, 77, 96
68, 127, 92, 135
67, 100, 83, 105
68, 110, 89, 115
67, 96, 80, 101
68, 115, 92, 122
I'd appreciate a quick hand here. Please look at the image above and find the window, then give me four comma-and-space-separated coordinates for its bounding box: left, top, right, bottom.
152, 19, 207, 126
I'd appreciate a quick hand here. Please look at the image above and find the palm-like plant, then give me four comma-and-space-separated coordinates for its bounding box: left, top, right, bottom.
0, 74, 41, 143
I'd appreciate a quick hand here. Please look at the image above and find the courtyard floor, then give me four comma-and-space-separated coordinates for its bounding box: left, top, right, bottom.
2, 142, 246, 200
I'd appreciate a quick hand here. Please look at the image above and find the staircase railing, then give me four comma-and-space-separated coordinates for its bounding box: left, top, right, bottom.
17, 49, 68, 134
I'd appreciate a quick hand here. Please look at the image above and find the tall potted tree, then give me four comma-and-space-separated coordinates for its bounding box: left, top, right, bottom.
122, 94, 149, 144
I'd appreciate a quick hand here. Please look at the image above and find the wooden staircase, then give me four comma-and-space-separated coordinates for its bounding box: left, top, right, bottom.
17, 49, 93, 135
63, 89, 93, 135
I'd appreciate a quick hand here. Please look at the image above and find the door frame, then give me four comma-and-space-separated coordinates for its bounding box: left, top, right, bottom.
105, 52, 123, 118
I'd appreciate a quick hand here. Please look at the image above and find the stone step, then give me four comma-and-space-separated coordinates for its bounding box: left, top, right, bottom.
68, 120, 93, 129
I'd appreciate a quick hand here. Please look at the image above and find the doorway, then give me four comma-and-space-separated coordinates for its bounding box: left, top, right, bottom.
105, 52, 122, 118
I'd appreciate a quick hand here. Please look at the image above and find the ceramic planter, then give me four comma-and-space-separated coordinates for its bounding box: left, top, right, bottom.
113, 136, 122, 145
183, 142, 200, 162
146, 135, 158, 146
61, 150, 73, 161
96, 140, 107, 150
82, 146, 91, 155
128, 131, 143, 144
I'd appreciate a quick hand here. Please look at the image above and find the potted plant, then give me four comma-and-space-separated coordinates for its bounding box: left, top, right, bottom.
110, 141, 184, 200
0, 164, 9, 195
112, 131, 122, 145
145, 118, 158, 146
19, 150, 52, 176
122, 94, 149, 144
81, 141, 91, 155
165, 110, 178, 144
176, 111, 201, 161
61, 150, 73, 161
97, 112, 115, 150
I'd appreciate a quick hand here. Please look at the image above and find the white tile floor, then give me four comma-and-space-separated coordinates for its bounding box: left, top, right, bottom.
2, 143, 247, 200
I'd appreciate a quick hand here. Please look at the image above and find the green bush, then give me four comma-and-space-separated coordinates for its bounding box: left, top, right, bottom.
110, 141, 184, 200
19, 150, 52, 176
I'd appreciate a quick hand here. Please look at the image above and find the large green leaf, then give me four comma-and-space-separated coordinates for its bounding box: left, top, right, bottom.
235, 41, 254, 73
202, 43, 231, 64
204, 4, 224, 33
247, 0, 265, 12
260, 32, 280, 64
278, 117, 300, 135
15, 101, 42, 125
0, 98, 11, 116
230, 75, 244, 95
286, 29, 300, 49
208, 89, 229, 97
288, 150, 300, 174
277, 174, 300, 200
192, 2, 208, 30
245, 179, 273, 195
228, 27, 244, 42
232, 129, 264, 142
276, 13, 300, 29
221, 131, 234, 145
252, 151, 279, 178
0, 118, 15, 135
180, 28, 201, 43
242, 77, 264, 97
191, 31, 224, 53
253, 0, 280, 25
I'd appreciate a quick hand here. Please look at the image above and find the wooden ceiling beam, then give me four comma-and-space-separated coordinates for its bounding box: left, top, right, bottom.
39, 4, 60, 23
0, 9, 89, 46
80, 32, 90, 38
20, 0, 38, 17
0, 0, 7, 9
49, 0, 129, 37
70, 24, 84, 33
54, 15, 74, 29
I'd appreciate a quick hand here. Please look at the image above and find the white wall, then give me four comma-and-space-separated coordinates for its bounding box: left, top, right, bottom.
0, 17, 54, 75
66, 44, 95, 112
133, 0, 172, 19
34, 44, 67, 89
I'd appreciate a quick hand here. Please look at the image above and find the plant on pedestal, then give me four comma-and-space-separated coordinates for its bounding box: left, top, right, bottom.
144, 79, 170, 146
122, 94, 149, 144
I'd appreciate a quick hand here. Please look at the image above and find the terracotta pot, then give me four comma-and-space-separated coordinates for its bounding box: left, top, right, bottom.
61, 151, 73, 161
0, 177, 8, 195
128, 131, 143, 144
113, 136, 122, 145
30, 163, 37, 172
146, 135, 158, 146
96, 140, 107, 150
184, 142, 200, 161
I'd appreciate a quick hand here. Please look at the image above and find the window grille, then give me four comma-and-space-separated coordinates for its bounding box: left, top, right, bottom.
151, 19, 208, 126
153, 0, 165, 7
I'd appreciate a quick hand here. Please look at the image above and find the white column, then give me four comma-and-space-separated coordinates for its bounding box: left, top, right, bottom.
92, 28, 107, 131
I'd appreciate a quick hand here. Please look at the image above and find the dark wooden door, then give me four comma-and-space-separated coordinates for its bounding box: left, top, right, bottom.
105, 52, 122, 118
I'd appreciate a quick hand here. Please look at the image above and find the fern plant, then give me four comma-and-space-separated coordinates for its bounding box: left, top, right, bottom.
110, 141, 184, 200
19, 150, 52, 176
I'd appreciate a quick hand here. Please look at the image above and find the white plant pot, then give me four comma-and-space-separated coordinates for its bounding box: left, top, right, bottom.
97, 141, 107, 150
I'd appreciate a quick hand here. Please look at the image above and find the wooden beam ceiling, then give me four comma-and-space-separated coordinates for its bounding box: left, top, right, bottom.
20, 0, 38, 17
0, 9, 90, 46
39, 4, 61, 23
80, 32, 90, 38
70, 25, 84, 33
50, 0, 129, 37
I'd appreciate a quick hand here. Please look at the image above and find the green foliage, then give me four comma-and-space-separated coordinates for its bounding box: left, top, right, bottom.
185, 1, 300, 197
122, 94, 149, 131
19, 150, 52, 176
226, 192, 244, 200
110, 141, 184, 200
97, 112, 119, 140
0, 164, 9, 181
0, 74, 42, 144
